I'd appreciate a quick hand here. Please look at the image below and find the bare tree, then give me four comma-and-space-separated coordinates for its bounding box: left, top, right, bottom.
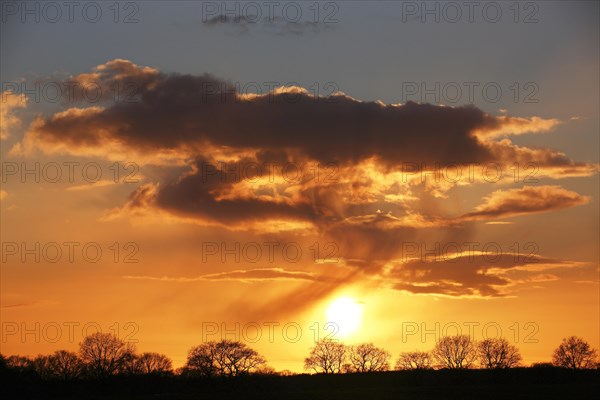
304, 339, 346, 374
278, 369, 296, 376
119, 351, 140, 375
531, 362, 554, 368
254, 365, 277, 375
432, 335, 477, 369
341, 363, 354, 373
185, 340, 266, 377
395, 351, 432, 370
32, 355, 52, 379
5, 355, 33, 371
185, 342, 218, 377
478, 338, 522, 369
215, 340, 266, 376
347, 343, 390, 372
47, 350, 82, 380
79, 332, 136, 378
135, 352, 173, 375
4, 355, 38, 379
552, 336, 598, 370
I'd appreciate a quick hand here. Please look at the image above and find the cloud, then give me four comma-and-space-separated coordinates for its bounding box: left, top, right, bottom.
9, 60, 597, 301
474, 115, 561, 139
462, 186, 590, 220
65, 180, 117, 191
483, 139, 598, 179
62, 58, 159, 104
16, 60, 596, 191
20, 94, 492, 167
0, 302, 38, 309
16, 60, 593, 230
0, 294, 57, 309
123, 268, 321, 283
202, 15, 331, 35
0, 90, 28, 140
18, 60, 570, 169
0, 190, 7, 200
389, 252, 580, 297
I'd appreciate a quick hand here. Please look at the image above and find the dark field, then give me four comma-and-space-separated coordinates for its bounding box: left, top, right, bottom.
3, 368, 599, 400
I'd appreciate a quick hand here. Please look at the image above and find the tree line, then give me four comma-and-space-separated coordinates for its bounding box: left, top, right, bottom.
1, 332, 598, 380
305, 335, 597, 373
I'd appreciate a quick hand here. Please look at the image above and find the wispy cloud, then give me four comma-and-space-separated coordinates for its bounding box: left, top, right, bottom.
0, 90, 27, 140
66, 180, 117, 191
123, 268, 322, 283
462, 186, 590, 220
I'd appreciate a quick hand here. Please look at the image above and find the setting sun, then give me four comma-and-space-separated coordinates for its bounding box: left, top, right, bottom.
326, 297, 363, 338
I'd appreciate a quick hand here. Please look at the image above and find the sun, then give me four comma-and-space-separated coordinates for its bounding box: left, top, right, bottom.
326, 297, 363, 338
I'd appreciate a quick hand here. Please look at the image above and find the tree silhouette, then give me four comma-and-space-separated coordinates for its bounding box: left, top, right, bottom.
478, 338, 522, 369
79, 332, 136, 378
135, 352, 173, 375
5, 355, 34, 375
32, 355, 52, 379
216, 340, 266, 376
531, 362, 554, 368
47, 350, 83, 380
3, 355, 37, 379
432, 335, 477, 369
6, 355, 33, 370
304, 339, 346, 374
254, 365, 277, 375
3, 331, 599, 387
185, 342, 218, 378
395, 351, 433, 370
185, 340, 266, 377
119, 351, 140, 375
552, 336, 598, 370
347, 343, 390, 372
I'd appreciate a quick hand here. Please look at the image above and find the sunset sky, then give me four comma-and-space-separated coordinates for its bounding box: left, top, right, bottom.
1, 1, 598, 371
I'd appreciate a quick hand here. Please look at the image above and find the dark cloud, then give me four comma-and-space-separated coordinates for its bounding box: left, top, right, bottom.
56, 61, 587, 262
28, 79, 495, 167
390, 253, 573, 297
15, 60, 597, 299
152, 157, 318, 225
22, 60, 594, 175
203, 15, 331, 36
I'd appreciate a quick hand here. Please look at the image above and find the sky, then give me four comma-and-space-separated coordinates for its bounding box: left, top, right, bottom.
0, 1, 598, 371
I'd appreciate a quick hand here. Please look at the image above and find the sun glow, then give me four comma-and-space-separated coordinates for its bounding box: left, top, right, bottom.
326, 297, 363, 338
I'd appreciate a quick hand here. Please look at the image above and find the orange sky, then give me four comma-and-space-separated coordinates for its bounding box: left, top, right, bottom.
1, 58, 598, 371
2, 0, 600, 371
